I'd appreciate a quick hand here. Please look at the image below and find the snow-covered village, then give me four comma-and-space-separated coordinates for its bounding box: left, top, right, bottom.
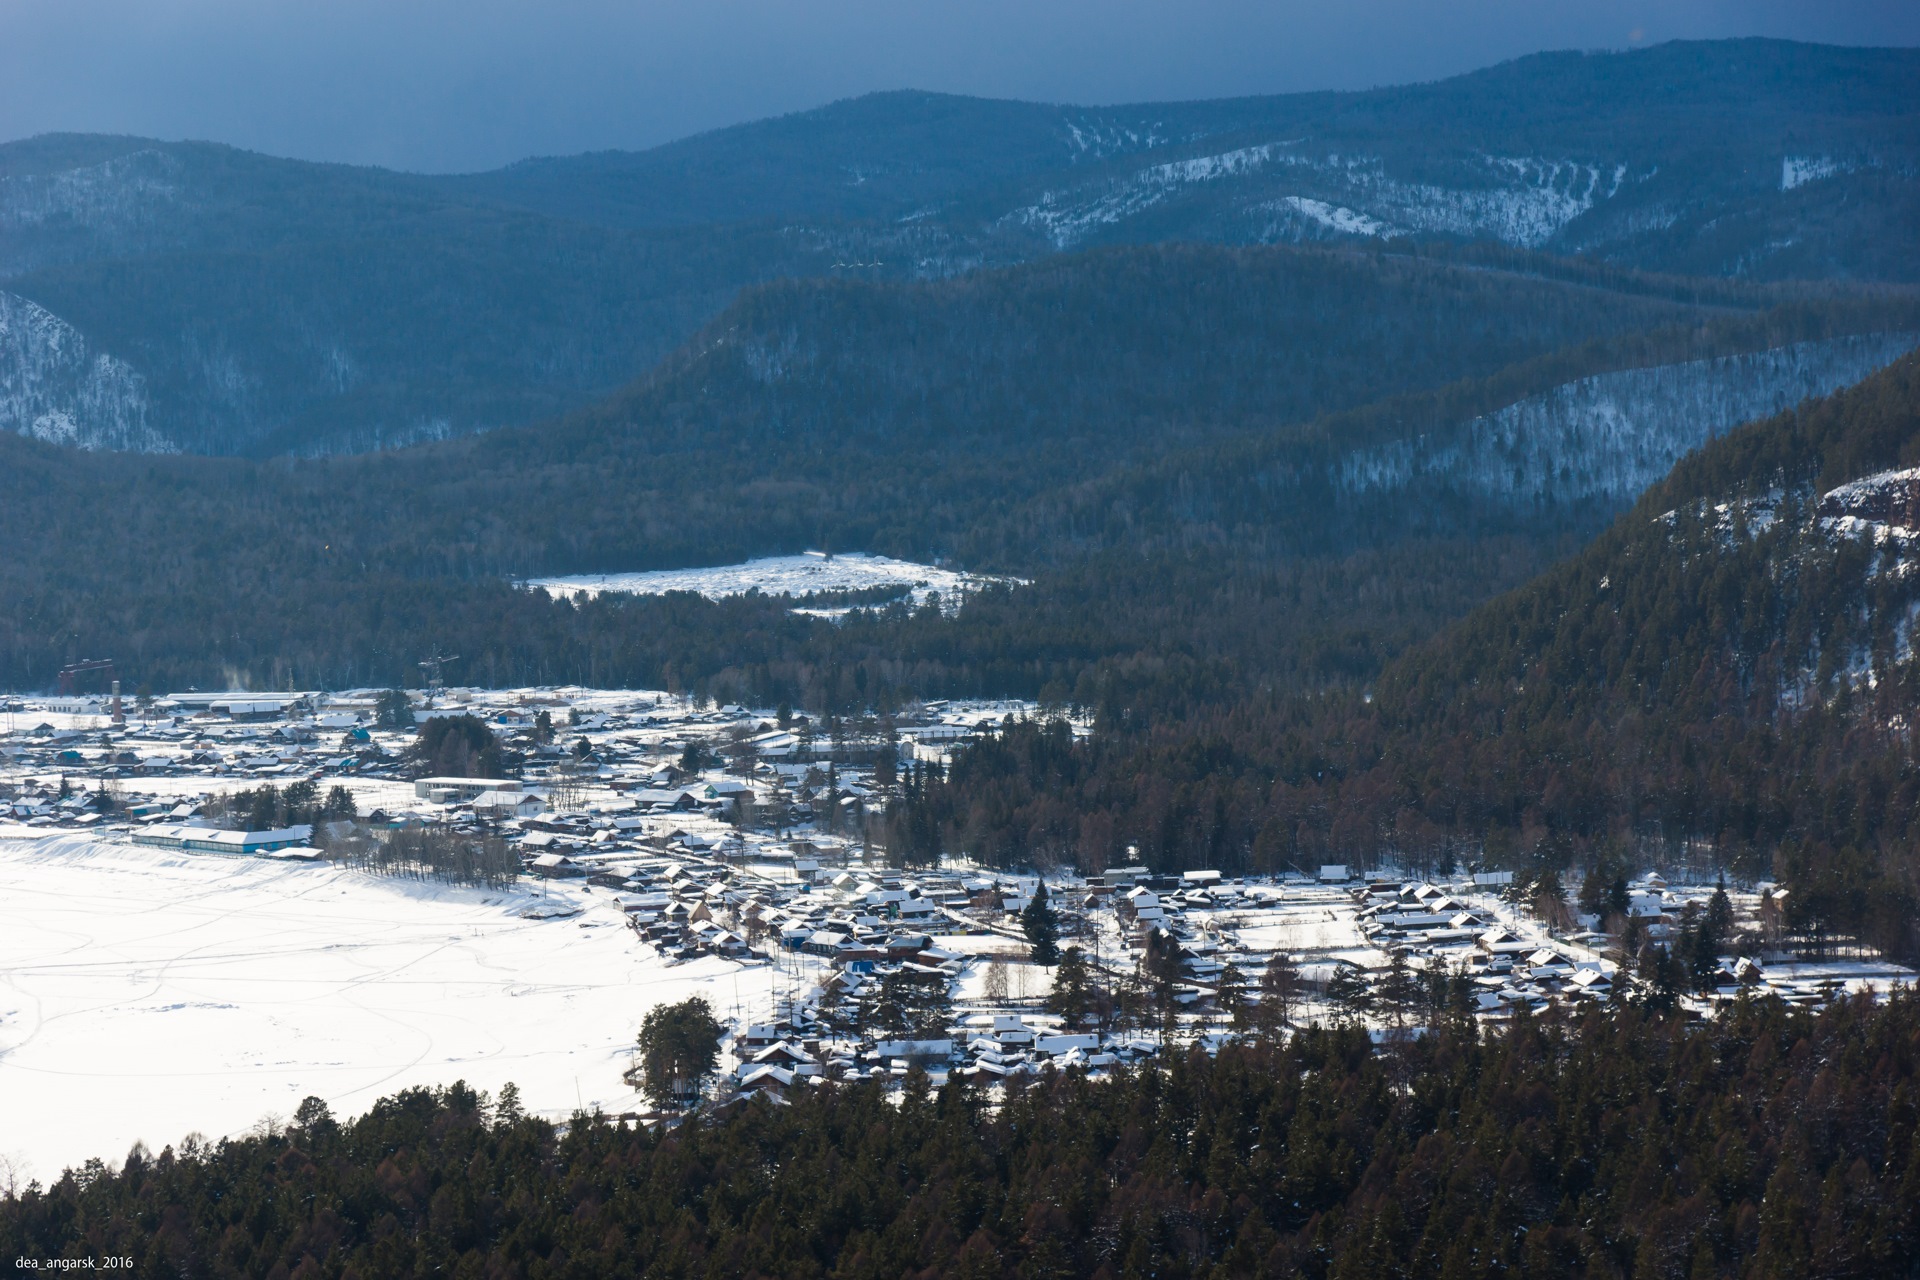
2, 676, 1911, 1183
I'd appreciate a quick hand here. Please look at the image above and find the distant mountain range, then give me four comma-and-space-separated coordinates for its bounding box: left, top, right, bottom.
3, 38, 1917, 456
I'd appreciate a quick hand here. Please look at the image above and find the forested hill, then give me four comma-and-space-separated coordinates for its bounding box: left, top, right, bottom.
2, 241, 1915, 695
1358, 349, 1920, 955
510, 244, 1788, 570
906, 351, 1920, 958
3, 38, 1917, 455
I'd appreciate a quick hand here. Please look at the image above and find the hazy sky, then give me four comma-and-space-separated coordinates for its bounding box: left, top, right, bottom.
3, 0, 1916, 173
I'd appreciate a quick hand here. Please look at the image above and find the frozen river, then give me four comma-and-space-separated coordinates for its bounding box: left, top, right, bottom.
0, 833, 769, 1182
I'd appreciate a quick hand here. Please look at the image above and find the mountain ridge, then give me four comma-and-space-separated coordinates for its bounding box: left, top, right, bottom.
3, 38, 1916, 456
0, 240, 1915, 709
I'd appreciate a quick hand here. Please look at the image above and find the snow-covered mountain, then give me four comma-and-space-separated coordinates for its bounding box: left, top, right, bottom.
0, 40, 1912, 456
0, 291, 170, 452
1339, 333, 1920, 506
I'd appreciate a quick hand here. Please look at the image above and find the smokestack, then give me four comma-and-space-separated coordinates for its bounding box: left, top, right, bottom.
111, 679, 125, 725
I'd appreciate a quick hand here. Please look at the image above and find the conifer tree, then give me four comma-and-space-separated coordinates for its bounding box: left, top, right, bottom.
374, 689, 413, 732
1255, 952, 1301, 1039
1047, 946, 1094, 1028
1022, 881, 1062, 966
1215, 962, 1248, 1032
637, 998, 725, 1110
1324, 965, 1374, 1026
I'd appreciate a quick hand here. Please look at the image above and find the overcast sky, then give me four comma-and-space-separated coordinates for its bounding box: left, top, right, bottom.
3, 0, 1916, 173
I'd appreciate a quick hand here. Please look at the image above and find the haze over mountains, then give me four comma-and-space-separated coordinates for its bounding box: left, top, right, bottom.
3, 38, 1917, 456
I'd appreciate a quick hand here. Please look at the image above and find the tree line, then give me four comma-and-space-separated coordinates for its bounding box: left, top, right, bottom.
5, 992, 1917, 1278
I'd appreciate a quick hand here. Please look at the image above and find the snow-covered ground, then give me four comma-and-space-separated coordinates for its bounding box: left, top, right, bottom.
527, 551, 1014, 612
0, 833, 774, 1183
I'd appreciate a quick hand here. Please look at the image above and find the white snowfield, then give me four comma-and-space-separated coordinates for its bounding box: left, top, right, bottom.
527, 551, 1013, 610
0, 833, 767, 1183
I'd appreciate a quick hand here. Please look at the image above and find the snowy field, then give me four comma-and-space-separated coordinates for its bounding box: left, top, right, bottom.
527, 551, 1014, 610
0, 833, 774, 1182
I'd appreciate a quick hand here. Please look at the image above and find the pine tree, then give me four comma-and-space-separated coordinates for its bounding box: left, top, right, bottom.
1255, 952, 1301, 1039
1607, 877, 1633, 922
636, 998, 725, 1110
1379, 948, 1420, 1030
1047, 946, 1095, 1028
375, 689, 412, 732
863, 969, 953, 1039
1639, 944, 1681, 1012
1578, 867, 1609, 917
1022, 881, 1062, 967
1216, 962, 1248, 1032
1325, 965, 1374, 1026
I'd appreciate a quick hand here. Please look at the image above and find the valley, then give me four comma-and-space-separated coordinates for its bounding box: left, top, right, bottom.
5, 29, 1920, 1278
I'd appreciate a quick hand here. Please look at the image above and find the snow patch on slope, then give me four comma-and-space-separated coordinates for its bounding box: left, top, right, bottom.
0, 291, 172, 452
1341, 333, 1920, 505
1781, 156, 1849, 191
1338, 155, 1607, 248
1007, 143, 1293, 248
1009, 145, 1629, 251
1819, 467, 1920, 560
1276, 196, 1398, 238
1062, 118, 1171, 161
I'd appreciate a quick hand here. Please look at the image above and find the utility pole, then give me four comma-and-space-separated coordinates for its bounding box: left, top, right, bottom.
417, 652, 458, 709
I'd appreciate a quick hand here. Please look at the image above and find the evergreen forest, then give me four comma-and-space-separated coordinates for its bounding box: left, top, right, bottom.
4, 995, 1916, 1279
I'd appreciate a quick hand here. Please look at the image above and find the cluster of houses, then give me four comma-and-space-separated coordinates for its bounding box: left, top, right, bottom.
1107, 867, 1285, 941
584, 856, 1206, 1092
3, 779, 115, 826
0, 685, 1007, 841
2, 708, 337, 787
9, 685, 1909, 1054
723, 1012, 1152, 1096
1347, 879, 1621, 1017
604, 859, 1002, 967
